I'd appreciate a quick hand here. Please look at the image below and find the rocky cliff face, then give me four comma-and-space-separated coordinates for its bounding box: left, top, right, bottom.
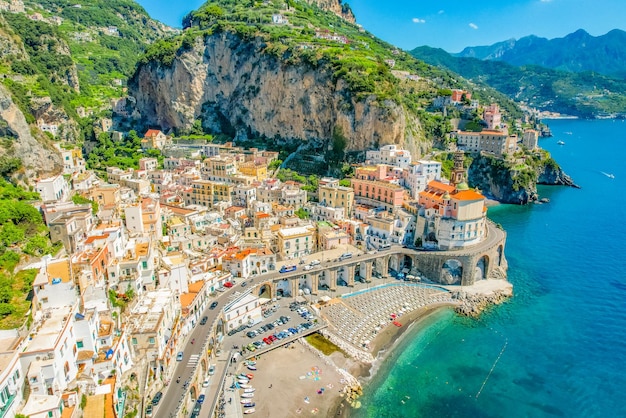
304, 0, 356, 23
129, 32, 423, 154
468, 154, 578, 204
0, 85, 62, 182
538, 161, 579, 188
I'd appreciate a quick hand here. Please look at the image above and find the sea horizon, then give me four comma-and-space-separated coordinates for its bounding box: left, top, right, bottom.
352, 118, 626, 418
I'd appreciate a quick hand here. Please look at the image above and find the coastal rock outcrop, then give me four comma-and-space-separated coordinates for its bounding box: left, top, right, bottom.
468, 153, 578, 204
452, 287, 513, 317
0, 85, 63, 182
128, 32, 425, 156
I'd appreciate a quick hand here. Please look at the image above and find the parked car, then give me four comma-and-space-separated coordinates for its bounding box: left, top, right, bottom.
246, 331, 257, 338
151, 391, 163, 406
209, 364, 216, 375
145, 404, 153, 417
200, 316, 208, 325
210, 301, 219, 309
223, 282, 233, 288
176, 352, 184, 361
241, 281, 248, 287
197, 394, 206, 404
202, 377, 210, 387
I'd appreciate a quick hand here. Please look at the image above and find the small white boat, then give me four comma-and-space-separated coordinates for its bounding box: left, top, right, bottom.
241, 399, 252, 404
241, 392, 255, 398
246, 361, 256, 366
247, 365, 257, 371
244, 408, 256, 415
243, 388, 256, 393
239, 384, 252, 389
557, 140, 565, 145
238, 379, 249, 385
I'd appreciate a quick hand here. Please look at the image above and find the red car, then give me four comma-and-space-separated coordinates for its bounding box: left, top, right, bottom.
269, 335, 278, 342
263, 337, 272, 345
223, 282, 233, 288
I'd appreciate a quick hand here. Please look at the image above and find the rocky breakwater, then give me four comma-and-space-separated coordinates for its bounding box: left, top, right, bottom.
128, 31, 424, 155
451, 286, 513, 317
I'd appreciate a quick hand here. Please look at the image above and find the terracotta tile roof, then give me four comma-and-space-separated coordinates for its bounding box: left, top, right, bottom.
180, 292, 196, 309
84, 234, 109, 244
144, 129, 162, 137
452, 190, 485, 201
427, 180, 456, 193
188, 280, 205, 293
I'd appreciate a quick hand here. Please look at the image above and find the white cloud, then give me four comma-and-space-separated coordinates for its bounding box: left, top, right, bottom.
540, 0, 552, 2
469, 22, 479, 30
412, 17, 426, 24
438, 10, 445, 14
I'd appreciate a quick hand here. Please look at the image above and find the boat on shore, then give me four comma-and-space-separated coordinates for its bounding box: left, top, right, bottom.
244, 408, 256, 414
243, 388, 256, 393
242, 402, 256, 408
241, 393, 255, 398
247, 365, 257, 371
238, 379, 249, 385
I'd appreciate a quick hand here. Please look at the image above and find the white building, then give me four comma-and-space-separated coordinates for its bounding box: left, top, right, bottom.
0, 331, 25, 418
454, 131, 482, 153
403, 160, 442, 198
365, 144, 412, 168
223, 294, 263, 331
20, 304, 79, 396
36, 175, 70, 202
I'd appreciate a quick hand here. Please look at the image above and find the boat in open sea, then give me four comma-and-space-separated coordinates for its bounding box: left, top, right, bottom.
601, 171, 615, 179
557, 140, 565, 145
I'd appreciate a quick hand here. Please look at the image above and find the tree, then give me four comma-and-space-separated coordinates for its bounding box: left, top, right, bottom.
294, 208, 309, 219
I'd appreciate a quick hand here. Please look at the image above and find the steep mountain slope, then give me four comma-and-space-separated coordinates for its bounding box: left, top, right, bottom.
129, 0, 521, 160
455, 29, 626, 79
411, 45, 626, 118
0, 0, 173, 180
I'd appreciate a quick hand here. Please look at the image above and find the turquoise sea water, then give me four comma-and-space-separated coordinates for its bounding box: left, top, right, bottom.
354, 119, 626, 418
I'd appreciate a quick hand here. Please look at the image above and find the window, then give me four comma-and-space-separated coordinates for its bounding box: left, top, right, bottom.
77, 340, 84, 349
149, 337, 155, 345
131, 338, 138, 345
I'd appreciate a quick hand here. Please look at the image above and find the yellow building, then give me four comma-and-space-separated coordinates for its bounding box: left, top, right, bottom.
276, 225, 316, 260
202, 155, 237, 178
188, 179, 233, 208
319, 183, 354, 218
238, 161, 268, 181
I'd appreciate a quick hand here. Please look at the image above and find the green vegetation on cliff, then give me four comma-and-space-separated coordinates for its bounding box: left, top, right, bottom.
0, 179, 60, 329
142, 0, 519, 117
0, 0, 173, 129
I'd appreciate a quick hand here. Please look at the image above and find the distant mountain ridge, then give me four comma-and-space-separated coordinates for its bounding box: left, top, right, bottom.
454, 29, 626, 79
410, 45, 626, 118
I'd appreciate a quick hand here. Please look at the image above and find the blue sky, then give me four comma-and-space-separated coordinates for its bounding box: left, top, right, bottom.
136, 0, 626, 52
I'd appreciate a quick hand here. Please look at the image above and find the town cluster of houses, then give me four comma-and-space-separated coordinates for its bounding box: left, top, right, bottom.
1, 125, 495, 417
434, 92, 541, 157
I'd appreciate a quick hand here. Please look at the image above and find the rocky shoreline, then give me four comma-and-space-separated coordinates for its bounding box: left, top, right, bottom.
451, 286, 513, 317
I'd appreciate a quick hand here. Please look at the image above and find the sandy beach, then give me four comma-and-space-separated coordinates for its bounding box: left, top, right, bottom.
231, 342, 359, 418
237, 302, 455, 418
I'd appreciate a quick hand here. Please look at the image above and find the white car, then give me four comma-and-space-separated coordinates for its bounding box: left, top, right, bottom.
303, 265, 312, 271
202, 378, 210, 387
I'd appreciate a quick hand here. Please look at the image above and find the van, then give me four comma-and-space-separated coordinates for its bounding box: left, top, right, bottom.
339, 253, 352, 260
310, 259, 321, 266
